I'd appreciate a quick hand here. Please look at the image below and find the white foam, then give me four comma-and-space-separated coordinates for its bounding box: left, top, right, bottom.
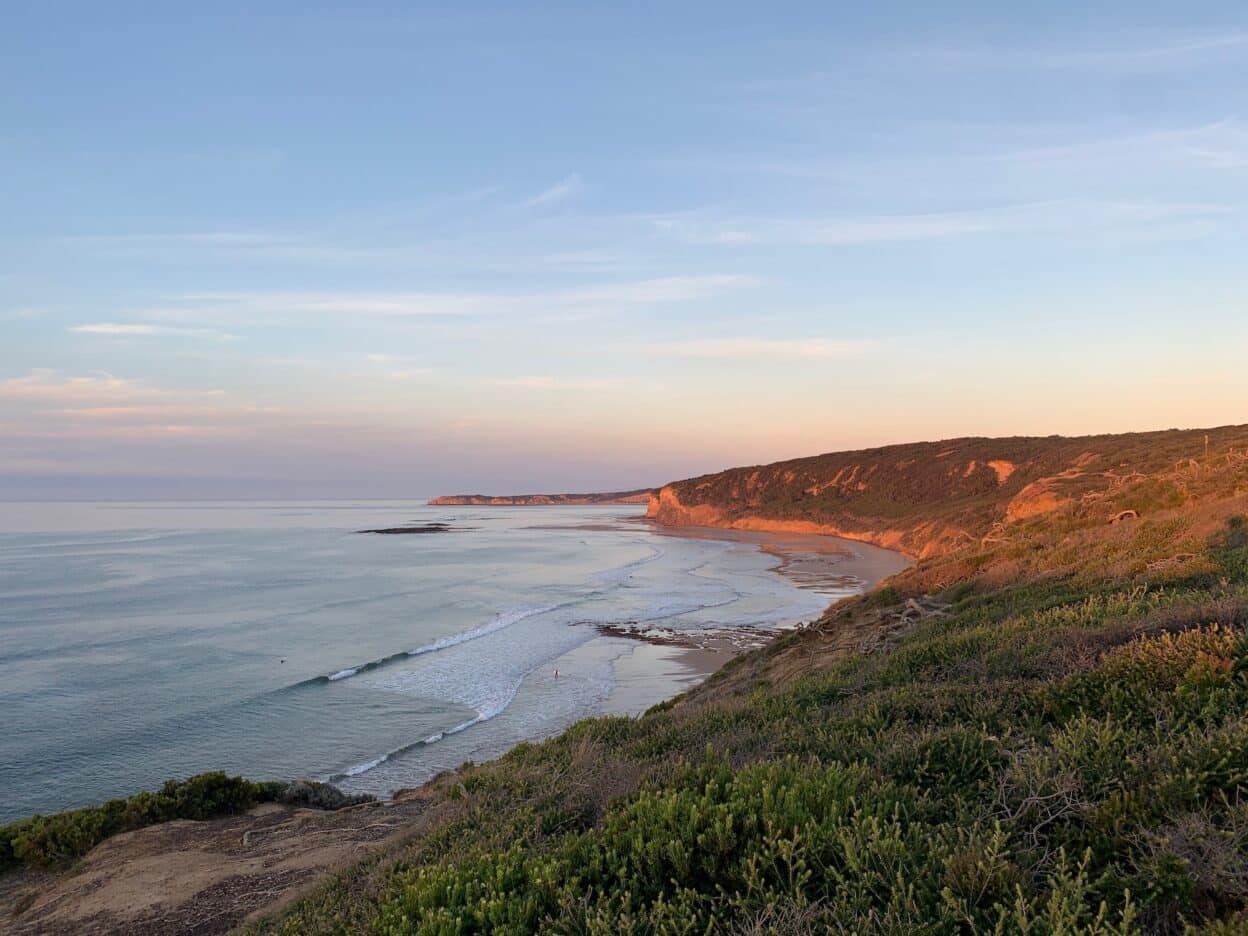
407, 605, 551, 656
343, 754, 386, 777
319, 606, 551, 683
338, 682, 523, 778
443, 716, 481, 736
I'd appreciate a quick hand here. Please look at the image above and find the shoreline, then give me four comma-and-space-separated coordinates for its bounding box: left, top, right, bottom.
580, 519, 914, 712
644, 520, 913, 592
333, 517, 912, 803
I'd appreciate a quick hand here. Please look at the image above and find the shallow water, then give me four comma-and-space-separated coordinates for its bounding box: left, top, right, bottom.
0, 501, 862, 821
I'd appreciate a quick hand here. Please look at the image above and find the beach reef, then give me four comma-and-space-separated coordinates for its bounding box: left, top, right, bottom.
7, 424, 1248, 934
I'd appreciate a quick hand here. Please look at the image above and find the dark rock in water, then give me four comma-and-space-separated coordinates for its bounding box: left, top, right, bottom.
358, 523, 474, 534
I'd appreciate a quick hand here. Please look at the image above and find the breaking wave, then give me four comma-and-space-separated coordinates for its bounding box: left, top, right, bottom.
331, 679, 523, 779
306, 606, 552, 687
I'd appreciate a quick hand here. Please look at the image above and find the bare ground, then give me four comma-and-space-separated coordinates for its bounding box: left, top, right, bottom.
1, 797, 428, 935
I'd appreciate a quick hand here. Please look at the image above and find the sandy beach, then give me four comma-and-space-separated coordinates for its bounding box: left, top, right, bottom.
647, 522, 913, 593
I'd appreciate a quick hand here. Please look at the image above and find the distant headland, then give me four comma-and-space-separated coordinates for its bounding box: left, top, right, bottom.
428, 489, 654, 506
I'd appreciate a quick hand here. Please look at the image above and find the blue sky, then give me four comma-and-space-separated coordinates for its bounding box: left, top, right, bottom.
2, 2, 1247, 497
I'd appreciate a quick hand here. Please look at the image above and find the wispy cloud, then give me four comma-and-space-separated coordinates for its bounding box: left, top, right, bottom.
491, 374, 631, 391
654, 199, 1233, 248
61, 229, 417, 266
65, 230, 305, 249
59, 225, 652, 276
536, 248, 635, 273
661, 214, 993, 246
363, 353, 432, 380
525, 173, 584, 207
0, 370, 155, 403
174, 275, 757, 323
638, 338, 873, 358
182, 291, 492, 318
557, 274, 760, 303
0, 369, 224, 404
1011, 120, 1248, 172
0, 372, 295, 451
52, 404, 268, 421
1041, 32, 1248, 70
71, 322, 239, 339
498, 375, 558, 389
897, 31, 1248, 74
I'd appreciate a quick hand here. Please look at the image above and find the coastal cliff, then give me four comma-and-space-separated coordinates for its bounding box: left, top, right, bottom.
429, 489, 653, 506
646, 484, 948, 557
646, 426, 1248, 558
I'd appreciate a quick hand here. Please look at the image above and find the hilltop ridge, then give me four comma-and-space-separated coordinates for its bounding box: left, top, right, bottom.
648, 424, 1248, 559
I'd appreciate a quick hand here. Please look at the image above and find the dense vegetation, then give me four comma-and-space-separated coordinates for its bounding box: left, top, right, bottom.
0, 774, 371, 870
245, 430, 1248, 934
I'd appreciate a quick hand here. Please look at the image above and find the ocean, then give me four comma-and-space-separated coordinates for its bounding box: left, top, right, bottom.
0, 500, 891, 823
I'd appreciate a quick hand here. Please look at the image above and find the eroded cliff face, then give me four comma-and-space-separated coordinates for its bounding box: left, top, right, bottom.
646, 485, 961, 559
644, 426, 1248, 561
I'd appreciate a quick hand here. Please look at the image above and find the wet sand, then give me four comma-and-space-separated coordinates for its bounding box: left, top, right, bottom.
600, 642, 725, 715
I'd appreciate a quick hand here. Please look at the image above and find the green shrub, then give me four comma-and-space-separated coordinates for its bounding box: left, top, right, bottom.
278, 779, 374, 811
1, 773, 368, 870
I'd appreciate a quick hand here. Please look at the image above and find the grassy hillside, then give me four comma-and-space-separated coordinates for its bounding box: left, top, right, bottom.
648, 425, 1248, 558
242, 427, 1248, 935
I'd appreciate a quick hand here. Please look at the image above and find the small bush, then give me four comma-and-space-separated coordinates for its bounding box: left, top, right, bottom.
1227, 517, 1248, 551
278, 780, 375, 811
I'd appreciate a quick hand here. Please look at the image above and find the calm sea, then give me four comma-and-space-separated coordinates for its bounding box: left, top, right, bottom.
0, 501, 856, 822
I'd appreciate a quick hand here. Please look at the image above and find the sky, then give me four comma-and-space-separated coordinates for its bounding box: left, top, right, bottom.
2, 2, 1247, 498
